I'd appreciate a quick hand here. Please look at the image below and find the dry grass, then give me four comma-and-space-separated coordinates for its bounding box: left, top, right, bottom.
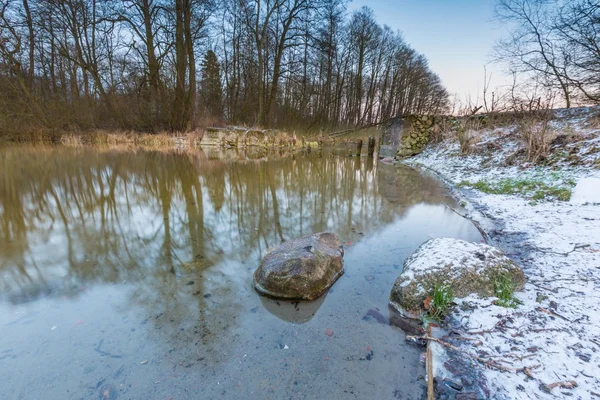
585, 113, 600, 130
458, 129, 480, 154
0, 128, 198, 149
185, 130, 204, 147
518, 112, 555, 163
455, 119, 481, 155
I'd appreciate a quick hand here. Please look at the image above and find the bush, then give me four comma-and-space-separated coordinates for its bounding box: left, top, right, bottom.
518, 111, 555, 163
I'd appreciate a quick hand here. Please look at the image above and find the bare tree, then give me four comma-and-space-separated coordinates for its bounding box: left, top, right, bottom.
494, 0, 571, 107
555, 0, 600, 102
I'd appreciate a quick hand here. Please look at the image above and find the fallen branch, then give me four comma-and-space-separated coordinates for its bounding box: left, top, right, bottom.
536, 307, 570, 322
537, 244, 590, 256
540, 380, 577, 393
466, 320, 505, 335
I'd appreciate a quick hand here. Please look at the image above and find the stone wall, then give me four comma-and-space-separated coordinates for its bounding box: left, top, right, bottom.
394, 115, 437, 159
379, 115, 441, 159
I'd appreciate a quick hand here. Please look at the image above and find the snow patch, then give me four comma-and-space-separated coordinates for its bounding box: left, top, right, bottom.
571, 177, 600, 204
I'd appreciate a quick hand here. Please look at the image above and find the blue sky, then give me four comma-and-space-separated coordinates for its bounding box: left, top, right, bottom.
348, 0, 510, 105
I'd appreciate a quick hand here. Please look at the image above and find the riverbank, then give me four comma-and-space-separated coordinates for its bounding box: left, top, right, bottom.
0, 122, 384, 155
402, 106, 600, 399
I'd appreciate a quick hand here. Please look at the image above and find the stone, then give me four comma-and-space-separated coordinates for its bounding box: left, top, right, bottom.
390, 238, 526, 315
253, 232, 344, 300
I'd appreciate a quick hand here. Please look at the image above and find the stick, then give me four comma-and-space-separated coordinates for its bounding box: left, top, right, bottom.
537, 244, 590, 256
536, 307, 570, 322
426, 325, 434, 400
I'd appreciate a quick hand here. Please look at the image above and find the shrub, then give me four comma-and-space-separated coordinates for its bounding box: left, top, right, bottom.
518, 111, 555, 163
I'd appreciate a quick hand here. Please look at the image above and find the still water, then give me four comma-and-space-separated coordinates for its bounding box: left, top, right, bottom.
0, 146, 481, 400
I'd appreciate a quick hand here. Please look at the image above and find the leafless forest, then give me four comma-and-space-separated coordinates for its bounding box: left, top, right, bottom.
0, 0, 450, 136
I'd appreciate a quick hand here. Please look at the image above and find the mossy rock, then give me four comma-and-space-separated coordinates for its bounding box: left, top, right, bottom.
390, 238, 525, 315
254, 232, 344, 300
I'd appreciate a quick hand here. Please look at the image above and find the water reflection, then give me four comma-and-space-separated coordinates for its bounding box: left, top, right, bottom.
0, 146, 476, 399
0, 146, 450, 305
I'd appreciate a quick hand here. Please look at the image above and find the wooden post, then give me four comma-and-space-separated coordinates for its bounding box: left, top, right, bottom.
426, 324, 434, 400
356, 139, 363, 156
367, 136, 376, 156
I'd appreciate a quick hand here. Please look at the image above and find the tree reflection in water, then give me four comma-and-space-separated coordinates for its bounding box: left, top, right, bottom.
0, 146, 449, 302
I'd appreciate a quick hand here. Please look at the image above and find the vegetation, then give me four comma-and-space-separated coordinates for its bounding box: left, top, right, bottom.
456, 122, 478, 155
518, 112, 555, 163
493, 273, 522, 308
457, 177, 573, 201
0, 0, 449, 139
423, 283, 454, 322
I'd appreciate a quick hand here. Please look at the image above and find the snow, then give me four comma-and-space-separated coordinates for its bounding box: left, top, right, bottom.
402, 106, 600, 400
571, 177, 600, 205
399, 238, 516, 292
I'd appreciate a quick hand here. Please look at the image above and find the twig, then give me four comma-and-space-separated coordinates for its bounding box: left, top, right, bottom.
540, 380, 577, 393
95, 339, 123, 359
529, 328, 564, 333
467, 320, 505, 335
537, 244, 590, 256
536, 307, 570, 322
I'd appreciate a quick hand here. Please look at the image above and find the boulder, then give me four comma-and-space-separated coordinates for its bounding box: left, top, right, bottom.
390, 238, 525, 316
253, 232, 344, 300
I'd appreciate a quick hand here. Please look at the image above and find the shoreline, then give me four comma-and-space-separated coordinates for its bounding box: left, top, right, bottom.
398, 109, 600, 399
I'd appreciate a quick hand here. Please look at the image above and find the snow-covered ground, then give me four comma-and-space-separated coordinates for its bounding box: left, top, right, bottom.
404, 107, 600, 399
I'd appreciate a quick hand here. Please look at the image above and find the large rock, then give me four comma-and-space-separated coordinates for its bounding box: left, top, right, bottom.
390, 238, 525, 315
253, 232, 344, 300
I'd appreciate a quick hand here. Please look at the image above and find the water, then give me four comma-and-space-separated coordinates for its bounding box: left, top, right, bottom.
0, 146, 482, 399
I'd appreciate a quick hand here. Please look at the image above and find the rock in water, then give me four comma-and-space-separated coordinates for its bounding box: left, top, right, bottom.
390, 238, 525, 316
253, 232, 344, 300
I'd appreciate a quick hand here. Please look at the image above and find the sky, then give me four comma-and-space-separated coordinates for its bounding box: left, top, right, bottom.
348, 0, 512, 106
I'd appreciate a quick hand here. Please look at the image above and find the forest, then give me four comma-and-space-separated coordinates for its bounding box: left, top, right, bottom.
0, 0, 449, 136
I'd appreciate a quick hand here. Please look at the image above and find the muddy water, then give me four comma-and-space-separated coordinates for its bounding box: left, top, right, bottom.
0, 146, 482, 400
